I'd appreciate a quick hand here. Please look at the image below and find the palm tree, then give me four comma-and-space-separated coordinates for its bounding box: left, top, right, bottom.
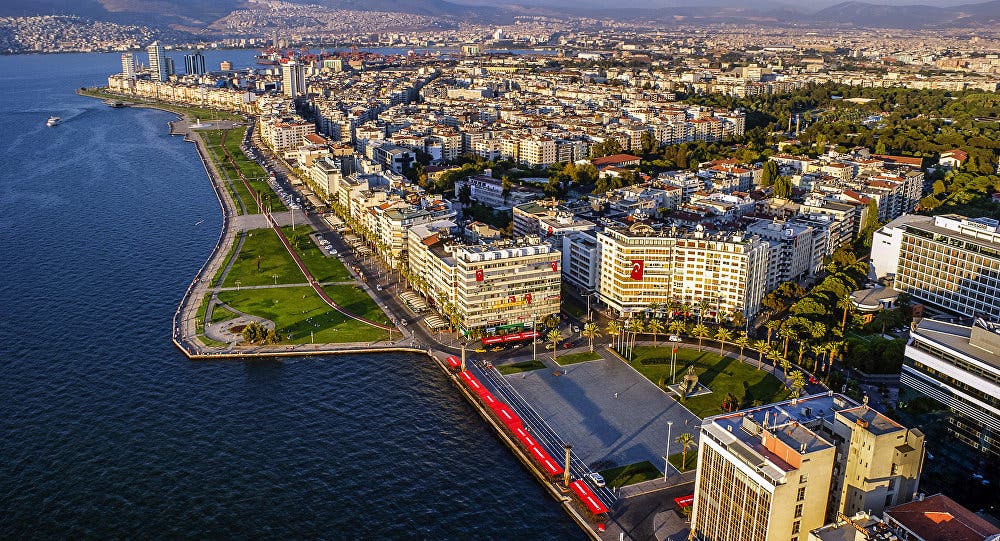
779, 324, 796, 360
697, 299, 712, 325
676, 432, 697, 471
765, 320, 782, 347
715, 327, 733, 355
735, 331, 750, 363
679, 302, 692, 322
768, 348, 785, 376
648, 301, 661, 318
838, 293, 853, 333
669, 319, 687, 338
665, 298, 679, 320
729, 310, 746, 331
753, 340, 771, 371
692, 323, 710, 351
582, 322, 601, 353
647, 319, 664, 346
778, 355, 792, 378
547, 328, 564, 360
810, 343, 827, 374
827, 340, 846, 374
789, 370, 806, 397
626, 319, 644, 356
606, 321, 623, 352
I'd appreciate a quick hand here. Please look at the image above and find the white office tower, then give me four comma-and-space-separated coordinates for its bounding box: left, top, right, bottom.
121, 52, 136, 80
282, 61, 306, 98
147, 41, 167, 82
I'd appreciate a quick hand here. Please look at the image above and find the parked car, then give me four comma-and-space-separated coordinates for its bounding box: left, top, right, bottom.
668, 335, 682, 342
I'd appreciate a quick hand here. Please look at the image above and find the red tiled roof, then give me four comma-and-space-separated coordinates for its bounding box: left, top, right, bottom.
592, 153, 641, 166
873, 154, 923, 167
885, 494, 999, 541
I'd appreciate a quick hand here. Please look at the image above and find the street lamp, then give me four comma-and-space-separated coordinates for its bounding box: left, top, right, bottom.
585, 291, 598, 322
664, 421, 673, 482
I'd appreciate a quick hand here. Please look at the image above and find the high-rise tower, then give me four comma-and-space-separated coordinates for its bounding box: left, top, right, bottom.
281, 61, 305, 98
121, 52, 136, 80
147, 41, 168, 82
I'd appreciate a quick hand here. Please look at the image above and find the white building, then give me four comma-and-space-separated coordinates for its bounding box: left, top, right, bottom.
147, 41, 167, 82
281, 61, 306, 98
596, 223, 769, 318
747, 219, 817, 291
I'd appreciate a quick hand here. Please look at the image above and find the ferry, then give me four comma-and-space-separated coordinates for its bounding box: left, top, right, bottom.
46, 116, 61, 127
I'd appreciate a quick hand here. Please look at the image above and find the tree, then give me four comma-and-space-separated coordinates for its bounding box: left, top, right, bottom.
640, 131, 657, 155
760, 160, 778, 188
875, 139, 887, 155
773, 175, 793, 199
676, 432, 697, 471
779, 355, 792, 378
697, 299, 712, 325
669, 319, 687, 338
779, 324, 796, 359
859, 199, 881, 245
838, 294, 854, 334
547, 328, 564, 360
810, 343, 827, 373
626, 318, 645, 355
765, 320, 782, 347
648, 319, 664, 346
789, 370, 806, 397
932, 179, 947, 196
606, 321, 623, 351
735, 332, 750, 363
582, 322, 601, 352
692, 323, 710, 351
753, 340, 771, 371
715, 327, 733, 354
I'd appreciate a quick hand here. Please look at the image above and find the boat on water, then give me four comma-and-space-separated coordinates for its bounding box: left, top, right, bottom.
46, 116, 61, 127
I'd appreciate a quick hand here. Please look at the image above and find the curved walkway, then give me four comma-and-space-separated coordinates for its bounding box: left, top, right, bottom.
218, 130, 393, 332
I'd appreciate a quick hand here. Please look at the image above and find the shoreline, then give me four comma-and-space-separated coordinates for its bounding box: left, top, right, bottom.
78, 89, 607, 539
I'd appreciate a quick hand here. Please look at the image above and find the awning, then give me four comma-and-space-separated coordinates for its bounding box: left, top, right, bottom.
445, 356, 461, 368
571, 479, 609, 515
674, 494, 694, 508
492, 403, 523, 429
459, 370, 484, 394
529, 445, 563, 477
513, 426, 540, 449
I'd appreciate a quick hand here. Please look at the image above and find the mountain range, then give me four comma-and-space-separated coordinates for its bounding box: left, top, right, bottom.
2, 0, 998, 30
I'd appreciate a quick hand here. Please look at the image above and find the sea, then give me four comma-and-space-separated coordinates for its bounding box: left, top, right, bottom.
0, 50, 581, 539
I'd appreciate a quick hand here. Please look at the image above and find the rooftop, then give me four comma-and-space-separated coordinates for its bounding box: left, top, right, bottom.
911, 318, 1000, 371
885, 493, 1000, 541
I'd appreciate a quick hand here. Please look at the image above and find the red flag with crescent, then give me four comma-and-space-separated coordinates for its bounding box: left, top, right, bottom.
475, 269, 484, 282
551, 260, 558, 272
547, 225, 553, 237
630, 259, 644, 280
525, 293, 532, 304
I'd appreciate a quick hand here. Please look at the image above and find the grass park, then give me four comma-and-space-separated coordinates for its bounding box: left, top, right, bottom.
598, 461, 662, 488
223, 226, 351, 288
79, 88, 244, 122
200, 128, 286, 215
626, 346, 791, 418
497, 360, 547, 375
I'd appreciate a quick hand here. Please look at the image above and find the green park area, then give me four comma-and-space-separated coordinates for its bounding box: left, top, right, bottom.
223, 226, 351, 288
497, 360, 546, 375
626, 346, 790, 418
668, 452, 697, 472
218, 285, 390, 344
200, 128, 285, 215
79, 88, 244, 121
556, 351, 601, 366
599, 461, 661, 488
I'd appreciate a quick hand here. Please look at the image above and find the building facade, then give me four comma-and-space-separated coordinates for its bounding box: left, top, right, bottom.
902, 318, 1000, 460
282, 61, 306, 98
597, 223, 769, 318
147, 41, 167, 82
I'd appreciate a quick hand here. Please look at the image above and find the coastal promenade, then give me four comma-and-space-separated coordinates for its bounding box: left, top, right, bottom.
81, 91, 695, 540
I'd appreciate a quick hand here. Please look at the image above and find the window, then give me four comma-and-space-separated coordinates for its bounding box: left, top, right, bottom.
792, 521, 801, 534
797, 487, 806, 502
794, 504, 803, 518
799, 474, 808, 483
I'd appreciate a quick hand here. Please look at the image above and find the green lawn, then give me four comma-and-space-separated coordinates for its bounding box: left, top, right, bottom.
210, 304, 237, 324
599, 461, 662, 488
556, 351, 601, 366
217, 285, 390, 344
497, 360, 547, 375
223, 226, 351, 288
627, 346, 791, 418
200, 128, 286, 214
195, 293, 211, 333
79, 88, 243, 121
668, 452, 697, 472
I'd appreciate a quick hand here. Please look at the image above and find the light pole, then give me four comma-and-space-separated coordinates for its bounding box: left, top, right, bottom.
532, 313, 537, 361
235, 280, 241, 291
563, 444, 573, 489
585, 291, 597, 322
664, 421, 673, 482
272, 274, 278, 285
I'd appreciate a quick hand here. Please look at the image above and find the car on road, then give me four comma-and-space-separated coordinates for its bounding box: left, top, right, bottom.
474, 348, 487, 353
400, 319, 407, 326
572, 325, 580, 333
808, 376, 819, 384
376, 285, 383, 291
588, 472, 606, 488
668, 335, 682, 342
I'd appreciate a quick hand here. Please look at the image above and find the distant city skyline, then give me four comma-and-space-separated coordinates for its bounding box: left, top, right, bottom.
454, 0, 983, 10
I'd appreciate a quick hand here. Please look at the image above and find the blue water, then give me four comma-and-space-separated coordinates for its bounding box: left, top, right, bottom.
0, 51, 581, 539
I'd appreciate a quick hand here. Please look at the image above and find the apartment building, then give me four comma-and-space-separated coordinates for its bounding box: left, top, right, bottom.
748, 219, 818, 291
902, 318, 1000, 460
408, 234, 561, 334
871, 214, 1000, 320
596, 223, 769, 318
258, 116, 316, 152
455, 172, 539, 210
692, 393, 925, 541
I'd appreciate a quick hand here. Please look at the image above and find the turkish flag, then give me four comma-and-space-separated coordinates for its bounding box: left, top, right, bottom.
630, 259, 644, 281
525, 293, 532, 304
547, 226, 553, 237
551, 261, 558, 272
475, 269, 484, 282
509, 295, 516, 304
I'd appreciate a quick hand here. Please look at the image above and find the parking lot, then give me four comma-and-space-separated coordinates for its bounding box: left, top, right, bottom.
504, 355, 701, 472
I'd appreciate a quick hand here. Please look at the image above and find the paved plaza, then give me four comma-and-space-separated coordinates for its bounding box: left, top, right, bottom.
505, 353, 701, 472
